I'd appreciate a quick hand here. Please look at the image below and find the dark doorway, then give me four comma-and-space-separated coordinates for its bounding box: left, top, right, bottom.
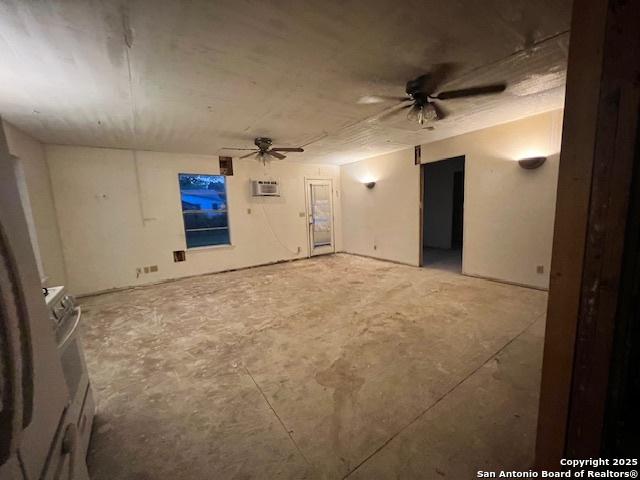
421, 155, 465, 273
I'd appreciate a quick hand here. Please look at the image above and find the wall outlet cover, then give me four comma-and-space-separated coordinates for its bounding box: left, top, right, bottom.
537, 265, 544, 274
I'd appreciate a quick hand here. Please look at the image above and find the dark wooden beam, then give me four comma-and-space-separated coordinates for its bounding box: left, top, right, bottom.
536, 0, 640, 466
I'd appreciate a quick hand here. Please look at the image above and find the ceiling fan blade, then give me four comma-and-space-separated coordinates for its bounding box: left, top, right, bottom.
221, 147, 258, 151
376, 102, 413, 121
240, 151, 259, 159
432, 83, 506, 100
268, 151, 286, 160
271, 147, 304, 152
357, 95, 412, 104
415, 63, 457, 94
430, 101, 448, 120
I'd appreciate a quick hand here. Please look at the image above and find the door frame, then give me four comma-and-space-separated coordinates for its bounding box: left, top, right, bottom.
419, 164, 424, 267
304, 178, 336, 257
419, 157, 466, 269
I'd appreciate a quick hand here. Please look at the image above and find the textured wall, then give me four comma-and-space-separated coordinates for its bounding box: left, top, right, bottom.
46, 145, 341, 295
341, 148, 420, 266
341, 109, 563, 289
421, 109, 563, 289
2, 121, 66, 286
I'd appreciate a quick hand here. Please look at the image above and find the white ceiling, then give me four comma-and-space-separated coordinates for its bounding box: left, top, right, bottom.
0, 0, 571, 165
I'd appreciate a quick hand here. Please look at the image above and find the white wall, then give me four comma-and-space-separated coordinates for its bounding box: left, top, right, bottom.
2, 121, 66, 286
46, 145, 341, 295
423, 109, 563, 289
340, 109, 563, 289
7, 109, 560, 293
341, 149, 420, 266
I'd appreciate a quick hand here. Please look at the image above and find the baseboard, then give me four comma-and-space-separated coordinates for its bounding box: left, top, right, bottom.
78, 252, 547, 299
339, 251, 420, 268
462, 271, 549, 292
78, 254, 319, 299
341, 252, 548, 292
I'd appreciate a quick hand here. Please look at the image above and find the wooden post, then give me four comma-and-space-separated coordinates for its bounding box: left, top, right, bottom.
536, 0, 640, 466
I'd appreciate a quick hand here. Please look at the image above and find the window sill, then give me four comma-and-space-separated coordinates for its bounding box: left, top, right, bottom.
187, 244, 234, 252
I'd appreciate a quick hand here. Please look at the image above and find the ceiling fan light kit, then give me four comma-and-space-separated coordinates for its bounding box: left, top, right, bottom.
223, 72, 507, 162
408, 104, 438, 125
221, 137, 304, 164
363, 68, 507, 127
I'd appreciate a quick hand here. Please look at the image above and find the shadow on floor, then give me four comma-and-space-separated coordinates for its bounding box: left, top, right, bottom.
422, 247, 462, 273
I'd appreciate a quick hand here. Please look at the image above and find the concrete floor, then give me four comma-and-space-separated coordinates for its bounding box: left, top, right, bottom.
422, 247, 463, 273
80, 254, 547, 479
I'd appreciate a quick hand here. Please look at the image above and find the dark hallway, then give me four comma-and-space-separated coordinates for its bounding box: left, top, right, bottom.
422, 156, 465, 273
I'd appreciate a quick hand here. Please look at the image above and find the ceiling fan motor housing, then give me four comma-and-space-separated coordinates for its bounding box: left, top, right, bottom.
405, 75, 429, 95
405, 76, 431, 106
254, 137, 273, 151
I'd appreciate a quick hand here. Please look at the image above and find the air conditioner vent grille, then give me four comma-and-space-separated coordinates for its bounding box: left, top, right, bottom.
251, 180, 280, 196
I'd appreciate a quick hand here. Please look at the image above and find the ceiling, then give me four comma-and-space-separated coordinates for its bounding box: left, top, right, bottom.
0, 0, 572, 165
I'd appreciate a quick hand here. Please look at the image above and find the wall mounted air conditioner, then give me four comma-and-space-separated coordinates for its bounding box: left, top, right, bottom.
251, 180, 280, 196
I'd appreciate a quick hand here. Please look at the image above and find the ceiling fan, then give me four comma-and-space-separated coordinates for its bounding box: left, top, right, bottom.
359, 69, 507, 126
221, 137, 304, 164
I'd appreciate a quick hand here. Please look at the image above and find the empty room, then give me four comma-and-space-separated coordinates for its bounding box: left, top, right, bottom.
2, 1, 640, 479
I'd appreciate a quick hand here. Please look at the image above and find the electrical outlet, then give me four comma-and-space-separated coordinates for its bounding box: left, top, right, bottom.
373, 245, 377, 250
149, 265, 158, 273
247, 208, 251, 214
536, 265, 544, 274
143, 266, 150, 274
299, 212, 306, 218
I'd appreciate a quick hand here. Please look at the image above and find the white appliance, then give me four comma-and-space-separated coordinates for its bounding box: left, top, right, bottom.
251, 179, 280, 196
0, 120, 92, 480
45, 286, 95, 461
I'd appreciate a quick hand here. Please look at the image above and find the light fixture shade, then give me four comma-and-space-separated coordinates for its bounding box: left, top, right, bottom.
518, 156, 547, 169
423, 104, 438, 122
408, 104, 437, 125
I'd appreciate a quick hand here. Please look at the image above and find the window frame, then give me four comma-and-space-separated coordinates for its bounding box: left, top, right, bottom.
178, 173, 231, 249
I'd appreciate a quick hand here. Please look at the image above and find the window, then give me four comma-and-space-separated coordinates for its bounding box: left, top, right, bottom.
179, 173, 230, 248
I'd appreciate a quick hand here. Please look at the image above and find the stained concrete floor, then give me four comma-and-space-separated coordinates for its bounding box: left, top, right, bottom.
422, 247, 463, 273
80, 254, 547, 479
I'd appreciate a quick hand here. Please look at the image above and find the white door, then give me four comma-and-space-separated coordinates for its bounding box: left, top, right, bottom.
305, 179, 335, 256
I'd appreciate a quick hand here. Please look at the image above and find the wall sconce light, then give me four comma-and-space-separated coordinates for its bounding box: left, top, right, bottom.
518, 156, 547, 170
365, 182, 376, 189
